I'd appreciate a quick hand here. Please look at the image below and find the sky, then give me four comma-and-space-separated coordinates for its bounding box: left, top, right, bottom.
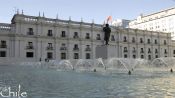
0, 0, 175, 24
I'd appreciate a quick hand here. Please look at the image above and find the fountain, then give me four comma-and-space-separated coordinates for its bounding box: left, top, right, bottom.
17, 57, 175, 74
151, 57, 175, 72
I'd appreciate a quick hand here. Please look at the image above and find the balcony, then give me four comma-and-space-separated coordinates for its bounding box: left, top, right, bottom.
46, 47, 54, 50
132, 40, 135, 43
140, 41, 143, 43
85, 36, 90, 39
27, 32, 34, 35
123, 50, 128, 53
132, 50, 136, 53
0, 45, 7, 48
61, 34, 66, 38
123, 40, 127, 42
96, 37, 101, 40
26, 46, 34, 49
140, 51, 144, 53
73, 36, 79, 39
147, 42, 151, 44
85, 48, 91, 51
60, 47, 67, 51
111, 38, 115, 41
73, 48, 79, 51
148, 51, 151, 54
47, 33, 53, 37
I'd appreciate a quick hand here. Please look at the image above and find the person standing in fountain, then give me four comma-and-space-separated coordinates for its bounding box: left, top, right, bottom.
128, 70, 131, 75
103, 24, 111, 45
170, 68, 173, 73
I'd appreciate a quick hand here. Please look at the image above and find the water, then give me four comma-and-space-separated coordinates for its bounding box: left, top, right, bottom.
0, 65, 175, 98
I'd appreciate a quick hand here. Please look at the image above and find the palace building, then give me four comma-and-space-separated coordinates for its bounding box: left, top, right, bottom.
0, 13, 175, 62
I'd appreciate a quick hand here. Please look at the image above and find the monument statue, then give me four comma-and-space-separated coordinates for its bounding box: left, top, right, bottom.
103, 24, 111, 45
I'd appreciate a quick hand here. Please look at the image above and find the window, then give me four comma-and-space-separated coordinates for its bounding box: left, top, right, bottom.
61, 53, 66, 59
141, 55, 144, 59
147, 39, 151, 44
111, 35, 115, 41
155, 39, 157, 44
26, 52, 34, 58
132, 37, 135, 43
28, 42, 33, 46
140, 38, 143, 43
155, 55, 158, 58
124, 47, 128, 52
48, 30, 53, 36
85, 33, 90, 39
96, 34, 101, 40
27, 42, 33, 49
174, 50, 175, 54
148, 55, 151, 60
164, 40, 167, 45
155, 49, 158, 53
61, 31, 66, 37
133, 55, 136, 59
148, 48, 151, 53
0, 51, 6, 57
27, 28, 34, 35
47, 43, 53, 50
85, 45, 91, 51
73, 44, 79, 51
74, 32, 79, 38
123, 36, 127, 42
74, 53, 79, 59
140, 48, 144, 53
0, 41, 6, 48
86, 53, 90, 59
47, 52, 53, 59
48, 43, 52, 47
124, 54, 127, 58
164, 49, 167, 54
133, 47, 136, 53
60, 44, 67, 50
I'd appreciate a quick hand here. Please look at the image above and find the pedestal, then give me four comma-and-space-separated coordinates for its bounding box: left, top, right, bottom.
95, 45, 118, 59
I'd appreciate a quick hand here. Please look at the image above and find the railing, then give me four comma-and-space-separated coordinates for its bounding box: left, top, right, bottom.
0, 45, 7, 48
132, 50, 136, 53
85, 48, 91, 51
73, 36, 79, 39
60, 47, 67, 50
140, 51, 144, 53
47, 33, 53, 36
123, 40, 127, 42
27, 32, 34, 35
73, 48, 79, 51
111, 38, 115, 41
46, 47, 54, 50
26, 46, 34, 49
96, 37, 101, 40
85, 36, 90, 39
123, 50, 128, 53
61, 35, 66, 38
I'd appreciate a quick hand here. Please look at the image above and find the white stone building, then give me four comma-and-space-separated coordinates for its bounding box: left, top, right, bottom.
0, 13, 175, 63
129, 7, 175, 40
112, 19, 130, 28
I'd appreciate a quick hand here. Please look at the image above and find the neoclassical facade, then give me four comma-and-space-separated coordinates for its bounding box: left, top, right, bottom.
0, 13, 175, 62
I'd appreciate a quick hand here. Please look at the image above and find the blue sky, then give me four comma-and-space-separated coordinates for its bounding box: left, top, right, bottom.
0, 0, 175, 24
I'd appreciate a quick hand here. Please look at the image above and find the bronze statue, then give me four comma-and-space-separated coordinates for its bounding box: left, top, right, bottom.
103, 24, 111, 45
